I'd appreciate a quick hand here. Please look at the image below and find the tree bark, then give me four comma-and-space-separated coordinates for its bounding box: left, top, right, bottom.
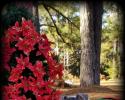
80, 1, 103, 87
32, 2, 40, 33
15, 1, 40, 33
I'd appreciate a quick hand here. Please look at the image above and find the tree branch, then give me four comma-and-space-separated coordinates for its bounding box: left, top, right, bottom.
45, 4, 79, 29
43, 4, 66, 43
40, 24, 54, 27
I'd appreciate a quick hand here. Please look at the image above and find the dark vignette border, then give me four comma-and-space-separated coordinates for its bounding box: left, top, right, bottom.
0, 0, 125, 100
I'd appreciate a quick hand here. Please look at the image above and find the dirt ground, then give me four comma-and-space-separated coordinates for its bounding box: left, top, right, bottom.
59, 79, 123, 100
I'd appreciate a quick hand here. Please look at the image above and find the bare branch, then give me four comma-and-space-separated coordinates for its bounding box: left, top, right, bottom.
43, 4, 66, 43
40, 24, 54, 27
45, 4, 79, 29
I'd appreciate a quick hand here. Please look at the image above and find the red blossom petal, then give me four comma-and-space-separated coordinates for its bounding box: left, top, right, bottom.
2, 20, 63, 99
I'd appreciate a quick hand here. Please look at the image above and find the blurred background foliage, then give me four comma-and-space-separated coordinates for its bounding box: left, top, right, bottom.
39, 2, 122, 80
101, 2, 123, 79
38, 2, 81, 78
1, 2, 122, 81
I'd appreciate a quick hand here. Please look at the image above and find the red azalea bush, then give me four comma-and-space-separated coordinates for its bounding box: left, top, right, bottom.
1, 19, 63, 100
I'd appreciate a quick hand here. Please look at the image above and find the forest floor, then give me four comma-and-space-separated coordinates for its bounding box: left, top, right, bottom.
58, 79, 123, 100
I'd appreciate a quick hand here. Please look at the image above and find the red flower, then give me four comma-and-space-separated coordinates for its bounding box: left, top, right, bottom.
2, 83, 23, 99
38, 34, 51, 57
2, 20, 63, 99
28, 61, 45, 78
16, 38, 34, 55
49, 62, 63, 80
22, 19, 35, 30
5, 22, 22, 42
42, 95, 51, 100
20, 77, 31, 92
36, 95, 42, 100
13, 95, 27, 100
25, 32, 40, 44
8, 67, 23, 82
16, 55, 31, 68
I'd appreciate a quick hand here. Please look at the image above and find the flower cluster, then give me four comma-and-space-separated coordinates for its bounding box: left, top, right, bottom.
1, 19, 63, 100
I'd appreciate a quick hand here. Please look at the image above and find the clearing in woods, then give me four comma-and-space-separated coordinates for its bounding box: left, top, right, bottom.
59, 79, 123, 100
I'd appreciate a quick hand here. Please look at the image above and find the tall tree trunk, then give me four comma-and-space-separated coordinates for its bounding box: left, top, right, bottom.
16, 1, 40, 33
119, 39, 123, 79
117, 6, 124, 80
80, 1, 103, 87
32, 2, 40, 33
